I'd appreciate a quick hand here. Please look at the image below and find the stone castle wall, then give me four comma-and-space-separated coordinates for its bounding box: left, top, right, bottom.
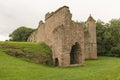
36, 21, 45, 43
27, 6, 97, 67
44, 6, 72, 47
84, 16, 97, 59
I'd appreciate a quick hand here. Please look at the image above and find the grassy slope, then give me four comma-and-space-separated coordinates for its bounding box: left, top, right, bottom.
0, 41, 52, 55
1, 49, 120, 80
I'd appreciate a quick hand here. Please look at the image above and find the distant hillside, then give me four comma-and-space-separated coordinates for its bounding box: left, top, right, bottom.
0, 41, 52, 65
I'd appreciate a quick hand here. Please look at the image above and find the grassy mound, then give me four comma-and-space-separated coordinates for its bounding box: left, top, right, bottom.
0, 41, 52, 55
0, 41, 52, 65
0, 50, 120, 80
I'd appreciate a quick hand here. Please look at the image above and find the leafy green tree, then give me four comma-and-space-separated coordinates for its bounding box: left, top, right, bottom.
96, 20, 106, 55
109, 19, 120, 46
9, 26, 34, 41
97, 19, 120, 57
96, 20, 112, 56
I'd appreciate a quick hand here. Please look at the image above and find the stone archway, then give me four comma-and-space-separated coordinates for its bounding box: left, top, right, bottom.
70, 42, 81, 64
55, 58, 59, 66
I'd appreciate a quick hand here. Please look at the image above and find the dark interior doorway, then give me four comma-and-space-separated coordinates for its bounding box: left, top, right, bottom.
70, 42, 81, 64
55, 58, 59, 66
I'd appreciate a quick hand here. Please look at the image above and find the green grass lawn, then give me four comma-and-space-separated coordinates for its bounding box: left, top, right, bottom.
0, 41, 120, 80
1, 49, 120, 80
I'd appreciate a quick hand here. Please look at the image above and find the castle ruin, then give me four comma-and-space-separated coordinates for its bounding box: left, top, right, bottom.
28, 6, 97, 67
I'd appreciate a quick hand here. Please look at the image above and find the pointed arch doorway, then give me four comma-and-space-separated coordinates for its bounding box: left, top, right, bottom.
70, 42, 81, 64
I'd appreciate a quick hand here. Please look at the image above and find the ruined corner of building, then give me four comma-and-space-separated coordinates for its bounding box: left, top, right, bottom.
27, 6, 97, 67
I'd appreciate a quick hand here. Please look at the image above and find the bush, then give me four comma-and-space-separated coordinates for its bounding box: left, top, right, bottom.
110, 45, 120, 57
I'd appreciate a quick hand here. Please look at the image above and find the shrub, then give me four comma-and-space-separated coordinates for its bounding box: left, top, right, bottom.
110, 44, 120, 57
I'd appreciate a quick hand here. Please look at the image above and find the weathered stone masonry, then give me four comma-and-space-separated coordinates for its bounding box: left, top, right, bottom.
28, 6, 97, 67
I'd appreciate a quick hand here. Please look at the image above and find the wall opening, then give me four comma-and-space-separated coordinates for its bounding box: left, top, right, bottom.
70, 42, 81, 64
55, 58, 59, 66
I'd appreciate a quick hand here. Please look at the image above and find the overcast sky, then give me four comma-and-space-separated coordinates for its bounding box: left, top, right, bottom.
0, 0, 120, 41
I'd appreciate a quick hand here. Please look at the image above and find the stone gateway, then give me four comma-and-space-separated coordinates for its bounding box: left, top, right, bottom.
28, 6, 97, 67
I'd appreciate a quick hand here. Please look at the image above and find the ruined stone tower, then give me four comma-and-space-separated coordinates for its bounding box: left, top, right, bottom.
28, 6, 97, 67
84, 15, 97, 59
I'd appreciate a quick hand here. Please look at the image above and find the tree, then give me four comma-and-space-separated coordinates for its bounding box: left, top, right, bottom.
97, 19, 120, 57
96, 20, 112, 56
9, 26, 34, 41
109, 19, 120, 46
96, 20, 106, 55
